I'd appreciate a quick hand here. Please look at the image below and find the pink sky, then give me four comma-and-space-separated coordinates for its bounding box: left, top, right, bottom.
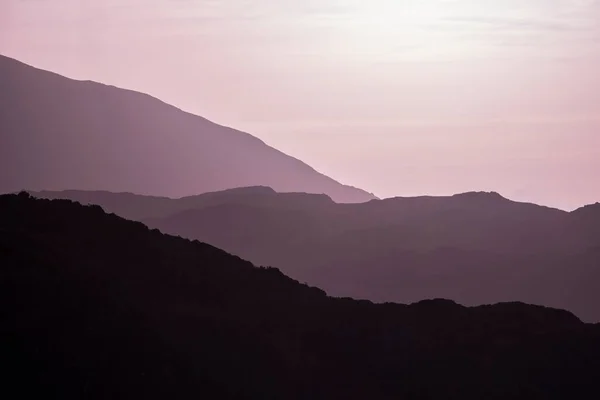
1, 0, 599, 210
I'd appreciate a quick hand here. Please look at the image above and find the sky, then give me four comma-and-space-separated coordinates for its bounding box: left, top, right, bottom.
1, 0, 599, 210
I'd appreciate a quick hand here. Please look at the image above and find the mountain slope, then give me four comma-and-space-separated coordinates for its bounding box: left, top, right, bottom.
145, 191, 600, 323
2, 192, 600, 399
0, 54, 375, 203
33, 188, 600, 322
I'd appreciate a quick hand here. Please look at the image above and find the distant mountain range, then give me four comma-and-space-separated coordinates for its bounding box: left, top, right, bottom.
3, 192, 600, 399
0, 54, 375, 203
4, 48, 600, 399
34, 188, 600, 322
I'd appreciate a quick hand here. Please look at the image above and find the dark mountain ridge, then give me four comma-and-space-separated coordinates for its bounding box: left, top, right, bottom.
31, 188, 600, 322
0, 54, 375, 203
2, 192, 600, 399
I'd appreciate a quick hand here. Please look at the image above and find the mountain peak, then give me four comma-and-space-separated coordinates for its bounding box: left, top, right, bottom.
198, 186, 277, 197
572, 202, 600, 214
453, 191, 506, 200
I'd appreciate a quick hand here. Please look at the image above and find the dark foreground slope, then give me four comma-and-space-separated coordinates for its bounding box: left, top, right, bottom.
0, 54, 374, 203
35, 188, 600, 322
1, 193, 600, 399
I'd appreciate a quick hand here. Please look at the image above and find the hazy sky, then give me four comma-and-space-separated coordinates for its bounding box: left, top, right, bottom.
2, 0, 599, 209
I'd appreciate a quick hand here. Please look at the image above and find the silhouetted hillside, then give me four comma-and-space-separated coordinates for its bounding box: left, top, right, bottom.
2, 192, 600, 399
33, 188, 600, 322
0, 54, 375, 203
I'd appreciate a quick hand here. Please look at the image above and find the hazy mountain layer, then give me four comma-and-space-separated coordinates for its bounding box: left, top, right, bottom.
0, 54, 375, 203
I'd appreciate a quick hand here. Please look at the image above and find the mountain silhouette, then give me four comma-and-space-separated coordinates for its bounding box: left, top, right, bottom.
2, 192, 600, 399
33, 188, 600, 322
0, 54, 375, 203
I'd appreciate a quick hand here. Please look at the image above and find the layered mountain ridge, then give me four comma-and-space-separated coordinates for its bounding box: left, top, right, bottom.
33, 187, 600, 322
2, 192, 600, 399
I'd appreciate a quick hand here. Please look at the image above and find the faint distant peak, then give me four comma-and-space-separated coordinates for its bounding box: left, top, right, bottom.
571, 202, 600, 216
452, 191, 506, 200
210, 186, 277, 196
413, 298, 460, 307
375, 191, 508, 206
277, 191, 335, 204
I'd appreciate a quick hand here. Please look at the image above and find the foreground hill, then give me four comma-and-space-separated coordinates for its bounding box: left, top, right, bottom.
1, 192, 600, 399
33, 188, 600, 322
0, 54, 374, 203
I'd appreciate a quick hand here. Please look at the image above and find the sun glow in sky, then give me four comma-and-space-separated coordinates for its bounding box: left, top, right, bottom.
1, 0, 600, 209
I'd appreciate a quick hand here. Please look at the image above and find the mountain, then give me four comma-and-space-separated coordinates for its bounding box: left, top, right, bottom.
32, 186, 333, 220
33, 188, 600, 322
2, 192, 600, 399
0, 54, 375, 203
